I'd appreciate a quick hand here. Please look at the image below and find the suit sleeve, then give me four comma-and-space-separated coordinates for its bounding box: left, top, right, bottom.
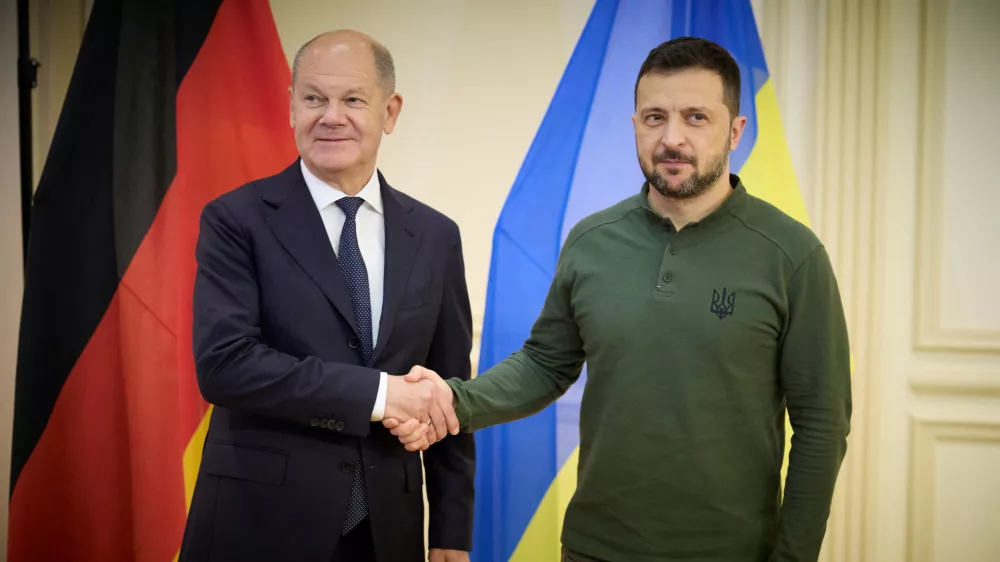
422, 224, 476, 552
192, 199, 380, 437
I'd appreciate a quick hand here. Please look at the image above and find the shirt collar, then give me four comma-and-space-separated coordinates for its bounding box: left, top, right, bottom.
300, 159, 384, 215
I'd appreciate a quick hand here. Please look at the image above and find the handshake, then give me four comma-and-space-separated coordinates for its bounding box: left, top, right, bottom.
381, 366, 459, 451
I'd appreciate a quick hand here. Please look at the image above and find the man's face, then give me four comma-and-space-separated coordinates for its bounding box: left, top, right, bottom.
632, 68, 745, 199
289, 41, 401, 179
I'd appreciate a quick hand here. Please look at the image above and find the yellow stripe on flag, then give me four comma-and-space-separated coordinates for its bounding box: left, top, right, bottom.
183, 406, 213, 511
739, 79, 811, 227
173, 406, 212, 562
510, 447, 580, 561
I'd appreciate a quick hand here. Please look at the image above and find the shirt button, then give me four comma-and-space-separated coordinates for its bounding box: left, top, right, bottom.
348, 337, 360, 349
669, 247, 678, 255
340, 461, 355, 474
662, 272, 673, 283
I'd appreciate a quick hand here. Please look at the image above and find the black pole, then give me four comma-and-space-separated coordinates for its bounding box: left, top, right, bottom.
17, 0, 38, 271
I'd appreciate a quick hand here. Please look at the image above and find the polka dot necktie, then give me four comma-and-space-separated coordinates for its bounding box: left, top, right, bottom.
335, 197, 371, 535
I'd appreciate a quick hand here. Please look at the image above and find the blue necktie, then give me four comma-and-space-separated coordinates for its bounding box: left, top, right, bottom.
335, 197, 370, 534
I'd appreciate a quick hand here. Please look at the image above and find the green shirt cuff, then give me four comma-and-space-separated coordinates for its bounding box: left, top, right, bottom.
444, 378, 473, 432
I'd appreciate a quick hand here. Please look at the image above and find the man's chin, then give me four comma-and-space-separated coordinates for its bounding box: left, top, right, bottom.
306, 152, 358, 174
648, 177, 707, 200
652, 176, 691, 194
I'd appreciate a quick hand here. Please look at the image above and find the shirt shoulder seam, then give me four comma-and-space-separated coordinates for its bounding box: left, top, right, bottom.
728, 210, 818, 269
563, 201, 644, 255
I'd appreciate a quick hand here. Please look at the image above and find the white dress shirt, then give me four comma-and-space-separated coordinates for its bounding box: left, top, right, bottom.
301, 160, 388, 421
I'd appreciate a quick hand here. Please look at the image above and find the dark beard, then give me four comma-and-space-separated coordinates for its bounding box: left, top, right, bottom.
643, 141, 729, 200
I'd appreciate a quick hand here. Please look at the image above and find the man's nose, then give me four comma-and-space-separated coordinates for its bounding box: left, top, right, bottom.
319, 101, 347, 127
660, 118, 686, 149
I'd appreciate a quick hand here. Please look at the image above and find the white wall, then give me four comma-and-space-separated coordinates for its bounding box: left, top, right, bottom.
0, 0, 26, 557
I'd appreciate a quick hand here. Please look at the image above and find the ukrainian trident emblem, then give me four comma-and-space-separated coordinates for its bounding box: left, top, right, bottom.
710, 288, 735, 319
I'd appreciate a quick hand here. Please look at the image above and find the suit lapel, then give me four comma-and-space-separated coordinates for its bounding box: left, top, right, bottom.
373, 172, 422, 363
260, 162, 360, 337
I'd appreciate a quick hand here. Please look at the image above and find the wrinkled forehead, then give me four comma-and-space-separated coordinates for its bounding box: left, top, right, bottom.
295, 41, 377, 86
635, 68, 726, 111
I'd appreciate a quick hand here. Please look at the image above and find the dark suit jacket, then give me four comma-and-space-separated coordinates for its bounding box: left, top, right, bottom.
179, 161, 475, 562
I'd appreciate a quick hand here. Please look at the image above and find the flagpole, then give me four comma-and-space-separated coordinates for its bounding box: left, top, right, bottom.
17, 0, 36, 271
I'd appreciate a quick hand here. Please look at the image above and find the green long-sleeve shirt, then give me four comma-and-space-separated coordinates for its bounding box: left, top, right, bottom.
447, 175, 851, 562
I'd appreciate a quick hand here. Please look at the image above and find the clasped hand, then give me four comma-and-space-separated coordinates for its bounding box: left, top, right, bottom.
382, 366, 456, 451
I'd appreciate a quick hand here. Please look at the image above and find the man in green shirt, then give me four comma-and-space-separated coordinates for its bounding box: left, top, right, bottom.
387, 37, 851, 562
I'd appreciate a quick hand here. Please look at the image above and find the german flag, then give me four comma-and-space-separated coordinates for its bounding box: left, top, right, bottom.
9, 0, 297, 559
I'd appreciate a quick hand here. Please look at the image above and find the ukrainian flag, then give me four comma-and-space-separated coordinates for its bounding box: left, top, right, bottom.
473, 0, 808, 560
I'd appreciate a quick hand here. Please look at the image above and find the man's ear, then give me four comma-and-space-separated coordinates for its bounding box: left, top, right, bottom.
729, 115, 748, 151
383, 92, 403, 135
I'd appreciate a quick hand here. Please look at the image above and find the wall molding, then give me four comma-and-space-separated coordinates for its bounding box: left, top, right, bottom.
909, 369, 1000, 397
907, 418, 1000, 562
913, 0, 1000, 353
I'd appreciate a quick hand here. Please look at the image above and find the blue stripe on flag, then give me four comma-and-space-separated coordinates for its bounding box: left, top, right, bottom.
552, 0, 676, 481
473, 1, 620, 560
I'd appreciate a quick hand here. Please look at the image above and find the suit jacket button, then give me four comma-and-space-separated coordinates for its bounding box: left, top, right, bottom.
334, 421, 346, 431
340, 461, 354, 474
348, 337, 360, 349
310, 418, 320, 427
320, 419, 329, 429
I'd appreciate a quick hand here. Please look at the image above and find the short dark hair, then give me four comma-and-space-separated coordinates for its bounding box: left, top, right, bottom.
292, 34, 396, 96
634, 37, 740, 120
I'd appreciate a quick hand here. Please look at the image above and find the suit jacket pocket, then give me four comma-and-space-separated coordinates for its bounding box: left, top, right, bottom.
203, 441, 288, 486
399, 274, 434, 310
400, 300, 432, 314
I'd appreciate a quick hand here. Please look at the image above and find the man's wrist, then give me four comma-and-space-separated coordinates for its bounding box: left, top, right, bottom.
443, 378, 468, 431
370, 371, 388, 421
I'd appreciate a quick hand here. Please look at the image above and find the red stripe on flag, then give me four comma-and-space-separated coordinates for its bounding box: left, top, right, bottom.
8, 0, 297, 559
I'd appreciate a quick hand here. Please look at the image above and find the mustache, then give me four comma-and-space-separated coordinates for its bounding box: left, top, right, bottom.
653, 148, 696, 164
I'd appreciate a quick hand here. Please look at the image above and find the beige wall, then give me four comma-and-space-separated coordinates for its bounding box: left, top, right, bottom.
871, 0, 1000, 560
1, 0, 25, 557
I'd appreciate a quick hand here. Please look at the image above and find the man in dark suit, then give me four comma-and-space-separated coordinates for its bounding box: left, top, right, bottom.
179, 30, 474, 562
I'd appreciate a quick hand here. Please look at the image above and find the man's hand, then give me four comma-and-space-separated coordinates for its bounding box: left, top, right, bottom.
428, 548, 470, 562
383, 367, 458, 450
383, 366, 457, 450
